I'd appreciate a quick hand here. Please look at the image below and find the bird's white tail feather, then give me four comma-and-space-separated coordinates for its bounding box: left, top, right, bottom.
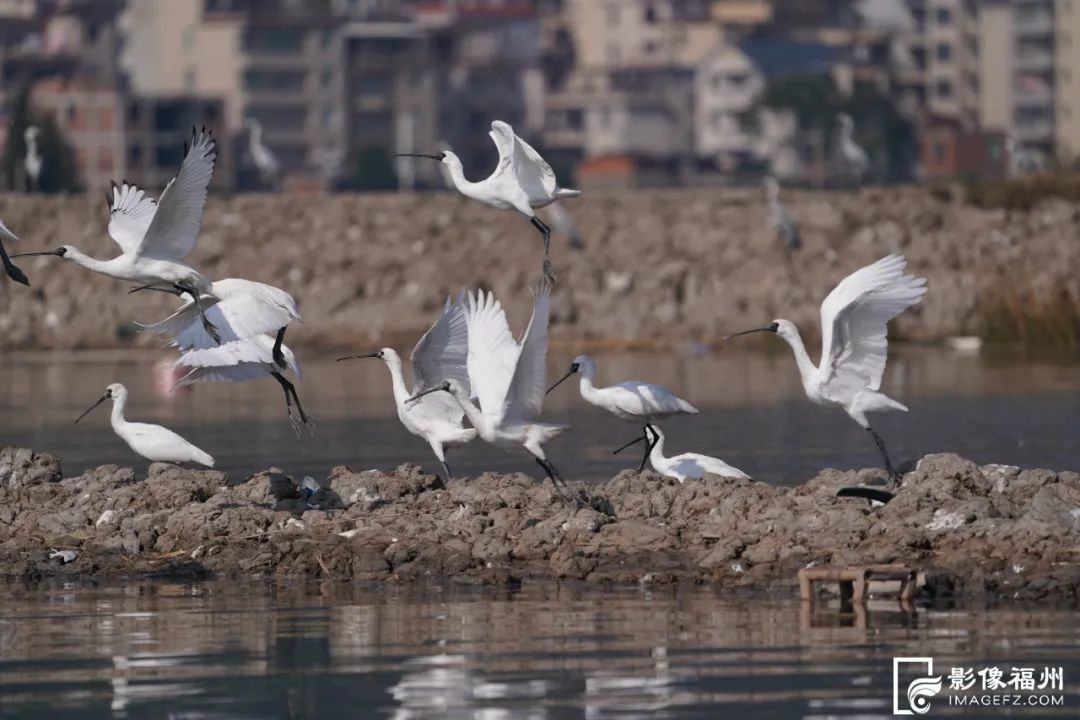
555, 188, 581, 199
192, 448, 215, 468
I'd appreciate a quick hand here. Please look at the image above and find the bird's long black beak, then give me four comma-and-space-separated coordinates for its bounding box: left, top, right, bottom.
723, 322, 779, 340
612, 434, 646, 455
336, 352, 381, 361
394, 153, 443, 161
75, 394, 109, 424
546, 365, 578, 395
406, 381, 451, 405
10, 249, 64, 258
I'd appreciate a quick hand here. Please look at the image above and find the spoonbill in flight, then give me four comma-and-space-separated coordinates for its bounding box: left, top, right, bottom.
396, 120, 581, 283
0, 219, 29, 285
546, 354, 697, 472
23, 126, 41, 191
726, 254, 927, 486
837, 114, 869, 181
245, 118, 280, 187
408, 283, 572, 497
13, 128, 222, 341
338, 295, 476, 478
76, 383, 214, 467
614, 425, 749, 482
764, 175, 799, 250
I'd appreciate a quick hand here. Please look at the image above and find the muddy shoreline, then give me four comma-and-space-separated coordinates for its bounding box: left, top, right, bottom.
2, 447, 1077, 602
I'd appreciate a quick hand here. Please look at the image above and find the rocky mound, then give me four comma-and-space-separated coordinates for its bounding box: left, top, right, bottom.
1, 447, 1077, 601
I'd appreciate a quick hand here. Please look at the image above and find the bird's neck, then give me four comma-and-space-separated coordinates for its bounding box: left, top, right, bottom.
578, 370, 601, 403
385, 360, 411, 407
649, 433, 666, 465
67, 248, 114, 275
444, 161, 480, 199
452, 393, 488, 435
779, 329, 818, 386
110, 397, 127, 430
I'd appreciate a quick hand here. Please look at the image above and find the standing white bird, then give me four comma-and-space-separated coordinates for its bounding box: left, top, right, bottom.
408, 283, 572, 495
837, 114, 869, 181
246, 118, 280, 187
23, 126, 41, 192
396, 120, 581, 283
13, 127, 222, 341
614, 425, 749, 482
546, 354, 698, 471
0, 218, 29, 285
337, 296, 476, 478
727, 254, 927, 484
764, 175, 800, 250
76, 383, 214, 467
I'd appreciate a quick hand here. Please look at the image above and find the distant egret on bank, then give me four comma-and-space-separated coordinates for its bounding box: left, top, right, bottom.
837, 114, 869, 181
0, 218, 29, 285
764, 175, 799, 250
76, 383, 214, 467
338, 295, 476, 478
13, 128, 221, 340
408, 283, 571, 496
614, 425, 749, 482
23, 126, 41, 191
727, 254, 927, 484
245, 118, 280, 187
396, 120, 581, 283
546, 354, 697, 471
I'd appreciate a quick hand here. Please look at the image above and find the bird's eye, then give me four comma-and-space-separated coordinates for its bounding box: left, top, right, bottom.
57, 247, 67, 256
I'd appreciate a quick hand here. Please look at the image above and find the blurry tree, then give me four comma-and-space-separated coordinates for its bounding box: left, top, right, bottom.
0, 88, 80, 193
348, 146, 397, 191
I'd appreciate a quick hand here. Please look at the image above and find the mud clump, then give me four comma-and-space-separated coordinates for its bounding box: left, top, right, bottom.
1, 447, 1077, 602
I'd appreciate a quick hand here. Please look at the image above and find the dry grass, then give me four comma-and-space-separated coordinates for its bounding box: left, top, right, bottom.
967, 174, 1080, 212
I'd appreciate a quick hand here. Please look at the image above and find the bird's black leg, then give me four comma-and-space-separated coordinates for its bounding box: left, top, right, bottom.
639, 423, 658, 473
534, 456, 575, 503
177, 283, 222, 345
0, 240, 28, 286
530, 216, 556, 284
272, 371, 305, 438
286, 377, 315, 437
272, 327, 287, 369
867, 426, 901, 485
441, 460, 452, 480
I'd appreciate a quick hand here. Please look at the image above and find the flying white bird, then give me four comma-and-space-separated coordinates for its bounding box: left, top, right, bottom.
764, 175, 800, 250
338, 295, 476, 478
13, 127, 221, 340
546, 354, 697, 471
23, 126, 41, 191
837, 114, 869, 181
0, 218, 29, 285
76, 382, 214, 467
727, 254, 927, 485
408, 283, 571, 496
396, 120, 581, 283
614, 425, 749, 482
246, 118, 280, 187
138, 278, 310, 435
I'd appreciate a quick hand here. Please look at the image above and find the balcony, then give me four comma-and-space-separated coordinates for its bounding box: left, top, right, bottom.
1014, 51, 1054, 73
1013, 119, 1054, 142
1014, 13, 1054, 36
1013, 87, 1053, 108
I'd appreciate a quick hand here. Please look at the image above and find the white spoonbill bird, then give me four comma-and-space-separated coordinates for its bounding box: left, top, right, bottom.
174, 334, 313, 437
245, 118, 280, 186
23, 126, 41, 191
13, 127, 221, 341
408, 283, 572, 496
396, 120, 581, 283
546, 354, 698, 471
76, 383, 214, 467
338, 295, 475, 478
614, 425, 749, 482
837, 114, 869, 180
764, 176, 799, 250
0, 218, 29, 285
727, 254, 927, 484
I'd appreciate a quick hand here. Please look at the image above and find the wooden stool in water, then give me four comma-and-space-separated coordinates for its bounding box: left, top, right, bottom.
798, 564, 917, 603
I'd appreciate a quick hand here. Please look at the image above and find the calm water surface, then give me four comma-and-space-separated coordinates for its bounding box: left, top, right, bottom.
1, 581, 1078, 719
0, 346, 1076, 483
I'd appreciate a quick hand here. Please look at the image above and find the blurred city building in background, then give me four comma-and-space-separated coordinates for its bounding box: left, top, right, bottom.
0, 0, 1077, 192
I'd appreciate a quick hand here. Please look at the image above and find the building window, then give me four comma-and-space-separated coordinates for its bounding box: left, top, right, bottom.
935, 7, 951, 25
644, 3, 657, 23
936, 79, 953, 98
932, 140, 946, 162
936, 43, 952, 61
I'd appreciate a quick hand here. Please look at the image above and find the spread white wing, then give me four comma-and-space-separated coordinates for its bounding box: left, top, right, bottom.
819, 254, 927, 394
411, 293, 470, 395
464, 288, 521, 423
510, 125, 557, 200
107, 182, 157, 255
175, 336, 301, 385
136, 128, 216, 261
504, 281, 551, 422
487, 121, 514, 178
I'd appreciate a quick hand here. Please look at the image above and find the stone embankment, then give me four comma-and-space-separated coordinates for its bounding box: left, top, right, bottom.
3, 447, 1077, 601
